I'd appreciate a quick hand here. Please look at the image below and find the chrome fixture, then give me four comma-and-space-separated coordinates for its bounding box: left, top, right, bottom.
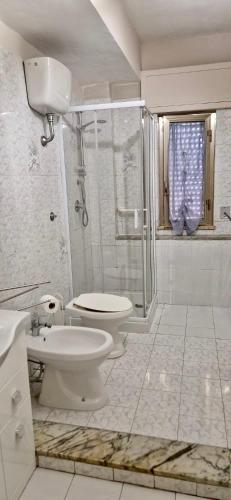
31, 312, 51, 337
17, 298, 53, 311
41, 113, 55, 146
74, 113, 106, 228
224, 211, 231, 221
50, 211, 58, 221
0, 281, 51, 305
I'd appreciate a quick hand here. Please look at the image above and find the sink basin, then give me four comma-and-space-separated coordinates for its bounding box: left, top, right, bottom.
0, 310, 30, 366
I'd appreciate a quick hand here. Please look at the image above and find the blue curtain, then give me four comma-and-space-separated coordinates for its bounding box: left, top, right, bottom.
168, 121, 205, 235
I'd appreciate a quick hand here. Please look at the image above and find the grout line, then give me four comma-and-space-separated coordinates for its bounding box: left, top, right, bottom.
118, 482, 124, 500
63, 472, 76, 500
177, 305, 187, 440
214, 304, 229, 448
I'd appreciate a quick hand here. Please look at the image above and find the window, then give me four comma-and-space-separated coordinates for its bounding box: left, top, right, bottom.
159, 113, 215, 234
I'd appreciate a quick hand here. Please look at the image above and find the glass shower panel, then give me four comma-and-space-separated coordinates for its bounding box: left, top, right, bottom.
142, 111, 156, 314
81, 107, 145, 317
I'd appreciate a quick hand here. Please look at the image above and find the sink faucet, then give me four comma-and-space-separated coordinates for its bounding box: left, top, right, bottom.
31, 312, 52, 337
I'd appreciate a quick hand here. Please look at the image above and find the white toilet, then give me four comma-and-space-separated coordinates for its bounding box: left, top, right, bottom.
27, 325, 113, 411
66, 293, 133, 358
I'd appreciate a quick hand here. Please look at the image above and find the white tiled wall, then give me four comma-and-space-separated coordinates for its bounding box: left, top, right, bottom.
156, 110, 231, 306
0, 47, 73, 309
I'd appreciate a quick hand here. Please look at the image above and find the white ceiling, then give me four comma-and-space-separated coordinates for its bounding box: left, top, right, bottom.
0, 0, 137, 83
123, 0, 231, 41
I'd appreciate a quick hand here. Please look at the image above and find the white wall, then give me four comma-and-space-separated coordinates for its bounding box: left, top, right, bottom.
142, 32, 231, 71
90, 0, 141, 79
142, 62, 231, 113
155, 110, 231, 307
0, 19, 41, 59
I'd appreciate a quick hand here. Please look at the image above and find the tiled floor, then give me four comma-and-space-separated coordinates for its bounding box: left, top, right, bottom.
19, 468, 209, 500
32, 304, 231, 448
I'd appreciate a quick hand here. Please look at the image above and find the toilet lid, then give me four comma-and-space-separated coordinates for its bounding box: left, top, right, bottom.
73, 293, 132, 313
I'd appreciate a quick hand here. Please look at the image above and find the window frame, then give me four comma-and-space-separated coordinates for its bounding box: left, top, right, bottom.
158, 112, 216, 230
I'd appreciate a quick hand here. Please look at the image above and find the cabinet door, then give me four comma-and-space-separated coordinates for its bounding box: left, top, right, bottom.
0, 398, 35, 500
0, 446, 7, 500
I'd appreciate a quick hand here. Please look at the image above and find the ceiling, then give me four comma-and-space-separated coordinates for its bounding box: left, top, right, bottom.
0, 0, 137, 83
123, 0, 231, 41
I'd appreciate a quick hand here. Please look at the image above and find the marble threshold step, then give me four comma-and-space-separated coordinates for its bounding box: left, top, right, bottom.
34, 420, 231, 500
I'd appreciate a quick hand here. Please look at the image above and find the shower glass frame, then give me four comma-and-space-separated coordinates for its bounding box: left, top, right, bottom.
67, 100, 156, 319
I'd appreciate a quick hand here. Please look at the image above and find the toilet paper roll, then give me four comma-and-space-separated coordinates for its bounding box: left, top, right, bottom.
40, 295, 60, 314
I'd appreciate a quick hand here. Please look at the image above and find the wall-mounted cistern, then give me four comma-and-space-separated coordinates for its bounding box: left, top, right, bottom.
24, 57, 72, 146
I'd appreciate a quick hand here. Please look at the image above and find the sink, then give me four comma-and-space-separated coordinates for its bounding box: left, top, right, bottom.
0, 310, 30, 366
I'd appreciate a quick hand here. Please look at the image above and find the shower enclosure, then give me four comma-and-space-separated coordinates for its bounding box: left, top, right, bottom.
62, 101, 156, 324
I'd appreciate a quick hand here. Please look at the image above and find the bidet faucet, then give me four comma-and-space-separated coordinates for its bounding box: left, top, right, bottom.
31, 312, 51, 337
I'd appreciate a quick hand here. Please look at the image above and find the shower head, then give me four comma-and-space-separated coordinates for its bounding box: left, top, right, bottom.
79, 119, 106, 131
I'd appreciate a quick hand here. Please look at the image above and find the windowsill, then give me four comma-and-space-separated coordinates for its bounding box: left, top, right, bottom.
157, 225, 215, 231
156, 233, 231, 240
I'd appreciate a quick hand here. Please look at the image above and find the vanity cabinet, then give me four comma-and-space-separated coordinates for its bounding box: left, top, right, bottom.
0, 316, 35, 500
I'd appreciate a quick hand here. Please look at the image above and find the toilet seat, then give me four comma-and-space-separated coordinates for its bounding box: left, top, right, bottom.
73, 293, 132, 313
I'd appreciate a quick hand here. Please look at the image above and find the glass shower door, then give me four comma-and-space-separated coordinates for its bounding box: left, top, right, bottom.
142, 110, 156, 315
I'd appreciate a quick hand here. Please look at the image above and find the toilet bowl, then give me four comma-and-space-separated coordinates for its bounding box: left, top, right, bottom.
27, 325, 113, 411
66, 293, 133, 358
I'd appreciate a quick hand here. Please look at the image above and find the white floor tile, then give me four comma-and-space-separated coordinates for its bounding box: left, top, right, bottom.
143, 371, 182, 392
158, 325, 185, 336
107, 367, 146, 388
126, 333, 156, 344
121, 484, 175, 499
106, 383, 141, 408
215, 326, 231, 339
31, 397, 52, 421
20, 468, 73, 500
88, 405, 135, 433
187, 306, 213, 328
183, 360, 219, 379
66, 476, 122, 500
160, 305, 187, 326
155, 334, 185, 348
138, 389, 180, 414
47, 408, 91, 426
181, 376, 221, 398
132, 409, 178, 440
180, 393, 224, 420
186, 326, 215, 338
178, 414, 227, 447
184, 337, 216, 351
216, 339, 231, 350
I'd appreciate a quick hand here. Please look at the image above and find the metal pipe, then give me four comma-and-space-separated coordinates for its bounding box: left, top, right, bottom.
17, 299, 51, 311
0, 286, 39, 304
41, 113, 55, 146
0, 280, 51, 292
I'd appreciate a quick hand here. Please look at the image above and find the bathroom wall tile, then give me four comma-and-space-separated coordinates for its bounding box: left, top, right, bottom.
114, 469, 154, 488
154, 476, 196, 495
217, 339, 231, 351
75, 461, 113, 480
38, 455, 75, 473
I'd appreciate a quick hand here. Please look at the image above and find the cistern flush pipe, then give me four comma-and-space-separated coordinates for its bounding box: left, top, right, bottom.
41, 113, 55, 146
